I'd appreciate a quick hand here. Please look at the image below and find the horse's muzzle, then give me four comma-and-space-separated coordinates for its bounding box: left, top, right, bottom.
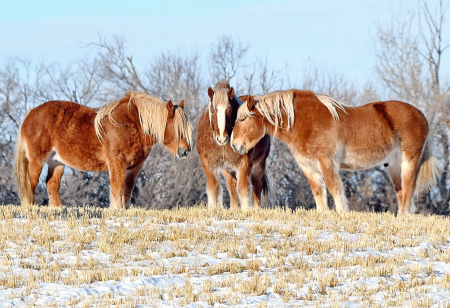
231, 143, 246, 155
215, 134, 229, 146
177, 148, 189, 158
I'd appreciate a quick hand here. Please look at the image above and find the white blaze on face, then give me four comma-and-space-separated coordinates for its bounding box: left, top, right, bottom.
217, 105, 226, 140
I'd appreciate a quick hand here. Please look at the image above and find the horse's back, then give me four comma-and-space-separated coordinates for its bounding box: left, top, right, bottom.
21, 101, 107, 171
341, 100, 428, 140
335, 100, 429, 169
23, 100, 95, 132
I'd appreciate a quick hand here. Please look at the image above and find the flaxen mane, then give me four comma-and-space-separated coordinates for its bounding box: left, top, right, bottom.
315, 94, 349, 120
173, 103, 193, 146
95, 92, 192, 146
237, 90, 348, 130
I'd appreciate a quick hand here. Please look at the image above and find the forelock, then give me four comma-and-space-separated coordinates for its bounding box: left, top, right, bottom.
237, 100, 255, 120
211, 89, 230, 108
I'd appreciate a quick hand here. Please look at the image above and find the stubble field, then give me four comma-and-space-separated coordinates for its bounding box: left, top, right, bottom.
0, 205, 449, 307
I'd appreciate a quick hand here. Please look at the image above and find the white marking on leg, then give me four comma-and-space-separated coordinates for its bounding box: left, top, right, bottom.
330, 163, 349, 213
334, 185, 349, 213
401, 157, 413, 175
207, 171, 223, 209
400, 155, 418, 214
293, 153, 329, 211
207, 188, 217, 209
110, 192, 120, 209
240, 194, 250, 212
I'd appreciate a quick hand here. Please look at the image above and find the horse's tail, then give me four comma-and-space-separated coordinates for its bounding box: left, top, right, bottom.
261, 172, 270, 205
14, 127, 33, 205
416, 135, 442, 194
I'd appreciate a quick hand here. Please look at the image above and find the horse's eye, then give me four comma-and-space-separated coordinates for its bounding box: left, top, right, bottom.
227, 109, 232, 114
240, 118, 246, 122
210, 108, 215, 113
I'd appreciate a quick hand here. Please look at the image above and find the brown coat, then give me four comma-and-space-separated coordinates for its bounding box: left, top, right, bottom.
15, 92, 192, 209
231, 90, 441, 214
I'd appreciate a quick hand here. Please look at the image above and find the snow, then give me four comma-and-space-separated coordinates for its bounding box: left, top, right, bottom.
0, 207, 449, 307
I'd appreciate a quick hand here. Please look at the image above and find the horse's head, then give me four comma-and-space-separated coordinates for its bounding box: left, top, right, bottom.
231, 96, 265, 155
208, 86, 236, 146
163, 100, 193, 158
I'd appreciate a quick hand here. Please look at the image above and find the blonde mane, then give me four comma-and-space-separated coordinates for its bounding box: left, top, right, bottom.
237, 90, 348, 131
237, 90, 295, 131
173, 104, 193, 147
95, 92, 192, 146
315, 94, 349, 120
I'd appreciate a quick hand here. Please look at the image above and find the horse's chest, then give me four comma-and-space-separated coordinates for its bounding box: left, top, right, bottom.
207, 146, 242, 170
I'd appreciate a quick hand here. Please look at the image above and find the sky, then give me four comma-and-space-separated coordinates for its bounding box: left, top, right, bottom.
0, 0, 448, 88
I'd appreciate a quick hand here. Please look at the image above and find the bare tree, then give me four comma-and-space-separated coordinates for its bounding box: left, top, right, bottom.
258, 58, 279, 95
300, 65, 358, 105
87, 35, 149, 97
146, 51, 205, 116
209, 35, 249, 83
242, 60, 257, 95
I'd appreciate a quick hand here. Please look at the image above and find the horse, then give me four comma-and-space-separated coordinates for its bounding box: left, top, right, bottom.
15, 91, 193, 209
196, 80, 271, 211
230, 90, 442, 215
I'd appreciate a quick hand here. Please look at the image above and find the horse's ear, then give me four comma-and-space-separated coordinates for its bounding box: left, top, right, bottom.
247, 96, 255, 110
178, 100, 184, 109
167, 100, 175, 115
207, 87, 214, 100
227, 87, 234, 99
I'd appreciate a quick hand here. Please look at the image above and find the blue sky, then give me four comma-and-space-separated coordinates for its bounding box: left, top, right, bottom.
0, 0, 447, 87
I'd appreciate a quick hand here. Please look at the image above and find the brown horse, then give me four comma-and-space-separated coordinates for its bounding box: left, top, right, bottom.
196, 80, 271, 210
231, 90, 442, 215
15, 91, 192, 209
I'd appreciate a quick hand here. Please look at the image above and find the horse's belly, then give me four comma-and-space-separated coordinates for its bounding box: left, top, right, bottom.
48, 148, 108, 172
339, 146, 401, 171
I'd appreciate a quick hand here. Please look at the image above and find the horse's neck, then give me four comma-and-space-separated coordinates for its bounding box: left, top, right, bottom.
124, 102, 159, 149
263, 111, 293, 142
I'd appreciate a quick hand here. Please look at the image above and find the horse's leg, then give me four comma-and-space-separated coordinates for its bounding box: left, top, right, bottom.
399, 153, 421, 215
388, 163, 402, 216
108, 159, 127, 209
27, 156, 47, 205
300, 165, 329, 211
251, 163, 266, 209
293, 154, 329, 211
204, 167, 222, 209
318, 157, 349, 213
222, 170, 239, 210
237, 160, 251, 212
124, 164, 143, 209
46, 160, 65, 208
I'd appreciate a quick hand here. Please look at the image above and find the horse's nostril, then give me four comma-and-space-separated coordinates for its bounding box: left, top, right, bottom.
177, 148, 187, 158
232, 144, 244, 154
